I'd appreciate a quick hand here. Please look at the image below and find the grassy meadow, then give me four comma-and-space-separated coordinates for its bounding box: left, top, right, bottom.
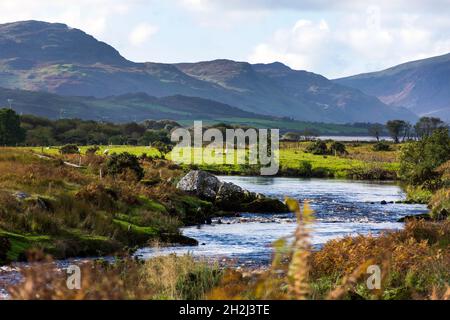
26, 141, 401, 179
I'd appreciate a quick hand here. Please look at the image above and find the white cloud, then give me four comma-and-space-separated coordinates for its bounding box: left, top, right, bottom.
129, 23, 158, 46
248, 8, 450, 78
175, 0, 450, 13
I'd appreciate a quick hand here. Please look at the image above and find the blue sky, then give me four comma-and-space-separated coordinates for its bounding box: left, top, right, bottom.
1, 0, 450, 78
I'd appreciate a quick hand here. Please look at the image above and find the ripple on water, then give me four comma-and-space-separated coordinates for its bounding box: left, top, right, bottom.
136, 177, 429, 265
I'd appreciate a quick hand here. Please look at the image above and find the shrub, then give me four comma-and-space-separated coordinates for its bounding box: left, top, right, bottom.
85, 146, 100, 155
399, 128, 450, 186
105, 152, 144, 181
429, 188, 450, 220
330, 141, 347, 155
59, 144, 80, 155
373, 141, 391, 151
305, 140, 328, 155
297, 161, 313, 177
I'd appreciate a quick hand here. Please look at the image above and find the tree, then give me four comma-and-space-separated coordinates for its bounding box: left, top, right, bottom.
25, 126, 56, 146
368, 123, 383, 142
399, 127, 450, 186
414, 117, 447, 140
386, 120, 407, 143
138, 129, 171, 145
0, 108, 25, 146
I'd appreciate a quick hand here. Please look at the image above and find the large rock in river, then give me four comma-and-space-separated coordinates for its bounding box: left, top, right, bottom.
177, 170, 288, 213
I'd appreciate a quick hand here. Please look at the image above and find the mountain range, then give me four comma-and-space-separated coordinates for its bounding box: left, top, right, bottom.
335, 53, 450, 121
0, 20, 446, 124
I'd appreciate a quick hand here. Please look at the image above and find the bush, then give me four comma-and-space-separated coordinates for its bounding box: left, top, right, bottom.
399, 128, 450, 186
105, 152, 144, 181
429, 188, 450, 220
298, 161, 313, 177
86, 146, 100, 155
330, 141, 347, 155
59, 144, 80, 155
373, 141, 391, 151
305, 140, 328, 155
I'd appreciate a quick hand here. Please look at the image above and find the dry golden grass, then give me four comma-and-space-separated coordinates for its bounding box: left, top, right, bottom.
8, 252, 220, 300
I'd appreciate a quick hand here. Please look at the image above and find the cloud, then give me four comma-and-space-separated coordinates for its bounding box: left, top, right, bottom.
129, 23, 159, 46
248, 7, 450, 78
0, 0, 131, 37
177, 0, 268, 28
176, 0, 450, 13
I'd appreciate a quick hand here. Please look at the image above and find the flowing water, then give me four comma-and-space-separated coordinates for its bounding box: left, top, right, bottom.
136, 176, 428, 266
1, 177, 428, 298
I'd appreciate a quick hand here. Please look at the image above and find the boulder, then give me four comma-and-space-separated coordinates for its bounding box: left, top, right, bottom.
176, 170, 221, 201
177, 170, 288, 213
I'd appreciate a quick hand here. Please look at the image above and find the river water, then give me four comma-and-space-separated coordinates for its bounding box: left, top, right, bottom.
0, 177, 428, 298
136, 176, 428, 266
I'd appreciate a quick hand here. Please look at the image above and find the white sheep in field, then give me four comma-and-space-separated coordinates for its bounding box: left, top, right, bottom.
103, 149, 110, 155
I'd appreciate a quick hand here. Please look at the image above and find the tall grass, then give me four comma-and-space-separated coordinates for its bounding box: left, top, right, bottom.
8, 253, 221, 300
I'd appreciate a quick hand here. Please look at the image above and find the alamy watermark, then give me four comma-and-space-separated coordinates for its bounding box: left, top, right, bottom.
366, 265, 381, 290
66, 265, 81, 290
170, 121, 280, 175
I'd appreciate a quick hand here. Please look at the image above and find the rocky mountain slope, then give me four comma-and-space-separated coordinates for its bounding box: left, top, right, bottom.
335, 53, 450, 121
0, 20, 417, 123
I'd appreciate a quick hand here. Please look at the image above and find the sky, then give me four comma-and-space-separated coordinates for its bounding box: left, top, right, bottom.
1, 0, 450, 78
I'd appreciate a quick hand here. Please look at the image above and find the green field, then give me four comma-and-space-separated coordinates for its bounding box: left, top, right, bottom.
25, 142, 400, 179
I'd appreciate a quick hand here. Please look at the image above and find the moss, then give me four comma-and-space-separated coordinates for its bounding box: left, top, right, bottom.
138, 196, 167, 213
171, 195, 213, 225
113, 219, 158, 245
0, 230, 52, 261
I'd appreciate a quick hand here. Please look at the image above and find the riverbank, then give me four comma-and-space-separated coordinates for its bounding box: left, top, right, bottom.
0, 148, 213, 264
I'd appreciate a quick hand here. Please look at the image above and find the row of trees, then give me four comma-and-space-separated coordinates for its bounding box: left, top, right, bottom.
369, 117, 447, 143
0, 109, 178, 147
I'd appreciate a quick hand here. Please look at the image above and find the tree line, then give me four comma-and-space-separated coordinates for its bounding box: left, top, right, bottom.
0, 108, 448, 147
368, 117, 448, 143
0, 109, 178, 147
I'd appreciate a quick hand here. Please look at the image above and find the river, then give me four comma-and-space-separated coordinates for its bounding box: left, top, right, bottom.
0, 177, 429, 298
136, 176, 428, 266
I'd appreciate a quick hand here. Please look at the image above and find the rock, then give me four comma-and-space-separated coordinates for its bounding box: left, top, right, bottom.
177, 170, 288, 213
176, 170, 221, 201
14, 191, 30, 201
380, 200, 387, 205
397, 213, 432, 222
160, 233, 198, 246
242, 198, 289, 213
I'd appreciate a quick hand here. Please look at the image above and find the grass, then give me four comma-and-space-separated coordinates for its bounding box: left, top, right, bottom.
0, 147, 212, 262
23, 141, 400, 179
7, 254, 222, 300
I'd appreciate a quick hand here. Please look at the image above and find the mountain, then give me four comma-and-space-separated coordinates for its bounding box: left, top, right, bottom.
0, 87, 264, 122
0, 20, 417, 123
335, 53, 450, 121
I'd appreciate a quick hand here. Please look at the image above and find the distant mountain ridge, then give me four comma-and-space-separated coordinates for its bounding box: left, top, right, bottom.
335, 53, 450, 121
0, 20, 417, 123
0, 86, 266, 122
